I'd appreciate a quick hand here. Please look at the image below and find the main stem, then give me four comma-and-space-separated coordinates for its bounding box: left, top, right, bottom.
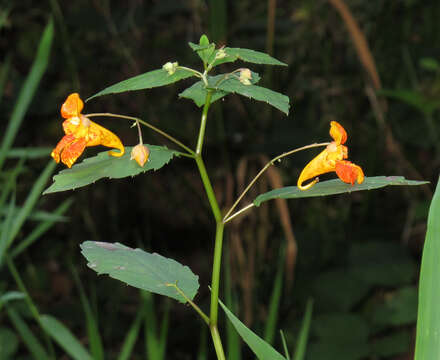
194, 91, 226, 360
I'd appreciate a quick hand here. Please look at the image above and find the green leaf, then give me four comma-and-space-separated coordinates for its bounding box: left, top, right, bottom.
419, 57, 439, 72
87, 68, 195, 101
43, 145, 179, 194
188, 35, 216, 65
214, 80, 290, 115
0, 327, 19, 359
254, 176, 428, 206
0, 292, 25, 308
1, 160, 56, 260
415, 177, 440, 360
0, 19, 53, 171
313, 270, 370, 312
349, 241, 417, 287
371, 287, 418, 331
117, 302, 144, 360
377, 89, 440, 116
80, 241, 199, 303
179, 71, 261, 107
223, 47, 287, 66
5, 307, 49, 360
219, 299, 286, 360
40, 314, 93, 360
6, 147, 52, 159
292, 299, 314, 360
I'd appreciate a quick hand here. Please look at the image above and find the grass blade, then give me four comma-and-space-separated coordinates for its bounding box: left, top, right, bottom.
6, 147, 52, 159
292, 299, 314, 360
280, 330, 291, 360
40, 314, 92, 360
225, 244, 241, 360
219, 299, 286, 360
158, 300, 170, 359
6, 306, 49, 360
0, 158, 25, 211
0, 19, 54, 171
264, 249, 284, 344
415, 178, 440, 359
2, 160, 56, 259
0, 193, 16, 260
10, 198, 73, 258
70, 265, 104, 360
117, 299, 145, 360
144, 292, 161, 360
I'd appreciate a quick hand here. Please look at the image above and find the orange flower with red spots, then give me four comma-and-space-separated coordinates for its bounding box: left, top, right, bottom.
51, 93, 124, 168
297, 121, 364, 190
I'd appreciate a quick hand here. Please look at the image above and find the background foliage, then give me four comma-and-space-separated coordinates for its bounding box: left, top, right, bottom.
1, 0, 439, 358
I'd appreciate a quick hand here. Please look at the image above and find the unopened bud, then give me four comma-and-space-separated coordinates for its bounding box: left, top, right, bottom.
163, 61, 179, 75
130, 144, 150, 167
239, 69, 252, 85
215, 49, 227, 60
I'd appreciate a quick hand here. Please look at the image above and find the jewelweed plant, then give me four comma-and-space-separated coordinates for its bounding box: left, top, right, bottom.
44, 35, 427, 359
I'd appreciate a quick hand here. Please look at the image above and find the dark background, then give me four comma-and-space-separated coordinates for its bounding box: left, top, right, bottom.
1, 0, 440, 359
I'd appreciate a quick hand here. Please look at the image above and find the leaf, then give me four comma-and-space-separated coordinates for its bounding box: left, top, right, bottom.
0, 292, 25, 308
377, 89, 440, 116
415, 177, 440, 360
0, 19, 53, 171
214, 80, 290, 115
292, 299, 314, 360
87, 68, 195, 101
223, 47, 287, 66
5, 307, 49, 360
371, 286, 417, 330
349, 241, 417, 287
419, 57, 439, 72
40, 314, 93, 360
43, 145, 179, 194
80, 241, 199, 303
188, 34, 216, 65
0, 327, 19, 359
179, 71, 261, 107
254, 176, 428, 206
219, 299, 286, 360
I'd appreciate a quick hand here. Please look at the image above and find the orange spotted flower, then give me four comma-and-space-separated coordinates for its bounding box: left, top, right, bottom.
51, 93, 124, 168
297, 121, 364, 190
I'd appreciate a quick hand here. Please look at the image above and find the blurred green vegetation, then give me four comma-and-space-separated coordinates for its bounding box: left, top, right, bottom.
1, 0, 439, 358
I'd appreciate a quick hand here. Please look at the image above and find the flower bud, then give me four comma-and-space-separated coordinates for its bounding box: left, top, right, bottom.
163, 61, 179, 75
239, 68, 252, 85
215, 49, 227, 60
130, 144, 150, 167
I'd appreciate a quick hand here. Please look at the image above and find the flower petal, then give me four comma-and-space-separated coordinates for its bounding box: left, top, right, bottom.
330, 121, 347, 145
86, 119, 125, 157
297, 143, 348, 190
51, 134, 76, 163
130, 144, 150, 167
61, 93, 84, 119
335, 160, 364, 185
60, 138, 88, 168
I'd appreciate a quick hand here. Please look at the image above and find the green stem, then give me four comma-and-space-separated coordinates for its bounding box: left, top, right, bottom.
193, 91, 226, 360
196, 92, 213, 155
210, 323, 226, 360
165, 283, 210, 325
223, 142, 331, 223
194, 156, 222, 221
85, 113, 195, 156
209, 222, 224, 324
